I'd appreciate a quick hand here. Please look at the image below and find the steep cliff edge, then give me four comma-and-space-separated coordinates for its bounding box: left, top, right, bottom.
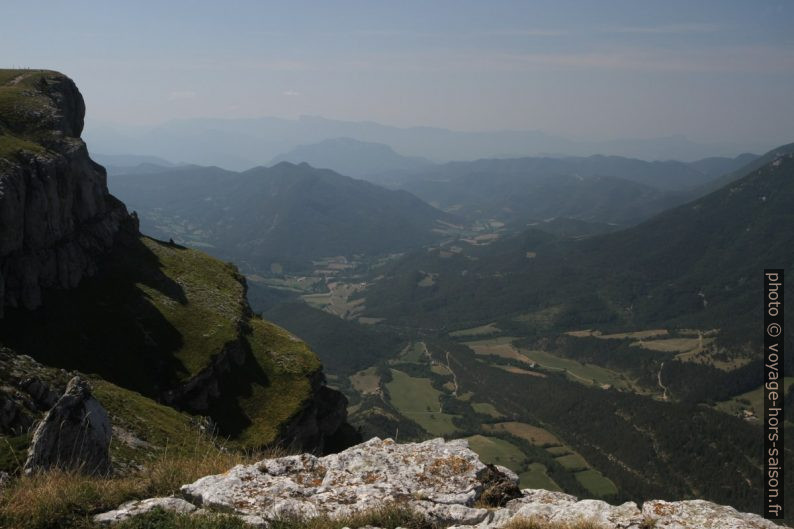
0, 70, 351, 454
0, 69, 131, 313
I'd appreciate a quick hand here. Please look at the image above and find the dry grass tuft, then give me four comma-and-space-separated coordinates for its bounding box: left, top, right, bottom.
498, 516, 608, 529
268, 503, 434, 529
0, 442, 282, 529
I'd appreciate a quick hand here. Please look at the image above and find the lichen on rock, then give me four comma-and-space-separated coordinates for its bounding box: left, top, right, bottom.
95, 437, 790, 528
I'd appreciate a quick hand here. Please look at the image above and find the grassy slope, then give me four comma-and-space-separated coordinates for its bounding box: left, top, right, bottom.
0, 234, 321, 449
0, 69, 61, 159
0, 368, 216, 473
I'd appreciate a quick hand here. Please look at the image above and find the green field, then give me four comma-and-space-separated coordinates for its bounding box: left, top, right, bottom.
484, 422, 561, 447
715, 377, 794, 418
555, 452, 589, 471
449, 323, 501, 338
464, 435, 526, 471
471, 402, 504, 418
464, 337, 534, 365
386, 369, 458, 436
398, 342, 429, 363
520, 463, 562, 491
575, 469, 618, 497
302, 281, 365, 318
519, 349, 629, 389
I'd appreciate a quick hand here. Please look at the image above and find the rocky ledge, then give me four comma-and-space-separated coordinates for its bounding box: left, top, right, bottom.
0, 70, 132, 314
95, 437, 787, 529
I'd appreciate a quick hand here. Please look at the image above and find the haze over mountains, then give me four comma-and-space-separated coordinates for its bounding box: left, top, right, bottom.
86, 115, 766, 171
270, 137, 435, 183
361, 144, 794, 334
4, 0, 794, 526
109, 162, 449, 272
2, 68, 793, 526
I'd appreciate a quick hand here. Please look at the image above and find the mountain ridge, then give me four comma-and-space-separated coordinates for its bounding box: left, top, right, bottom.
109, 161, 451, 272
86, 114, 766, 170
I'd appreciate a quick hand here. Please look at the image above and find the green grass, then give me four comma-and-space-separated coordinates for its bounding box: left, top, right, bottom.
545, 446, 570, 456
231, 317, 321, 447
574, 469, 618, 497
0, 133, 46, 159
91, 378, 218, 466
519, 463, 562, 491
484, 422, 561, 447
0, 434, 29, 472
0, 69, 62, 160
449, 323, 501, 338
386, 369, 458, 436
464, 435, 526, 472
555, 453, 589, 471
518, 350, 629, 389
471, 402, 504, 418
715, 377, 794, 418
0, 234, 324, 449
0, 445, 269, 529
134, 237, 245, 378
399, 342, 429, 363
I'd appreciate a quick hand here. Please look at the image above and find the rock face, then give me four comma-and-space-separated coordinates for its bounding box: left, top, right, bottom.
0, 71, 132, 314
24, 375, 112, 475
278, 372, 351, 453
0, 348, 70, 436
96, 437, 789, 528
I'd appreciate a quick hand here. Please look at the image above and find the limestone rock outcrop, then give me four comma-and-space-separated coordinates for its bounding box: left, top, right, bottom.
24, 375, 112, 475
0, 71, 133, 314
95, 437, 789, 528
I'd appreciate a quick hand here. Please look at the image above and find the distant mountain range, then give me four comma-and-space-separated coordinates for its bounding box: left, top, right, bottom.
91, 153, 177, 175
361, 143, 794, 335
393, 153, 757, 225
109, 162, 449, 271
270, 137, 435, 183
85, 115, 769, 171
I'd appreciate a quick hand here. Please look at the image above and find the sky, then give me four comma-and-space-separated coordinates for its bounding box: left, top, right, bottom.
2, 0, 793, 147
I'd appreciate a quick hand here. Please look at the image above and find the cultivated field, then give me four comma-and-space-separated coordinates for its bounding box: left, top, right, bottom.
350, 367, 380, 395
385, 369, 458, 436
484, 422, 562, 447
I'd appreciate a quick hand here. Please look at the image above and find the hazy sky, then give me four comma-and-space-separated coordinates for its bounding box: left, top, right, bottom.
3, 0, 793, 146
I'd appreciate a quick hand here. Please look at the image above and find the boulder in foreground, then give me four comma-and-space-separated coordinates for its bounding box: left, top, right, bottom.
24, 376, 112, 475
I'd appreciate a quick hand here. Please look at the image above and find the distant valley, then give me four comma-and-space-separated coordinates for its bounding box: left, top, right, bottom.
106, 141, 793, 517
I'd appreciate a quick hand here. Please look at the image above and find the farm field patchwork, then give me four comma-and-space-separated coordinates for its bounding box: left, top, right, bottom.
385, 369, 458, 436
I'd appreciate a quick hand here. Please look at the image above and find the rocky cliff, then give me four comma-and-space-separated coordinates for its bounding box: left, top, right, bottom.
95, 437, 789, 529
0, 69, 352, 455
0, 70, 132, 314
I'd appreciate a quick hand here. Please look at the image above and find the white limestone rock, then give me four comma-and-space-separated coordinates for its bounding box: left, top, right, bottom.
642, 500, 784, 529
95, 437, 790, 529
93, 497, 196, 525
181, 437, 491, 520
